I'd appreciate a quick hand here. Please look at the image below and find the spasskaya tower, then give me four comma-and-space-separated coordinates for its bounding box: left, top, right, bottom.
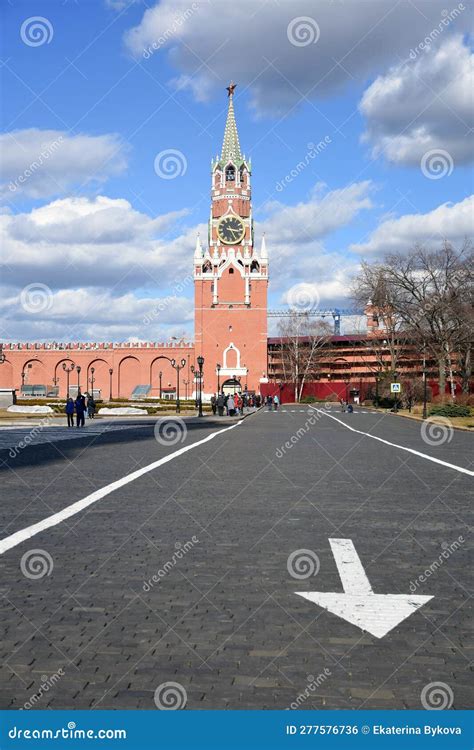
194, 82, 269, 396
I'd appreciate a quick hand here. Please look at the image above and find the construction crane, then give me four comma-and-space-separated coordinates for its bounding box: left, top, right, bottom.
267, 308, 363, 335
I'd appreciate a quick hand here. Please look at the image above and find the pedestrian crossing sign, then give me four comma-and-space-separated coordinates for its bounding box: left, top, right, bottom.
391, 383, 401, 393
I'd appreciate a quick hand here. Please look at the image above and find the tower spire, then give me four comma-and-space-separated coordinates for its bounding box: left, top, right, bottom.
221, 81, 241, 163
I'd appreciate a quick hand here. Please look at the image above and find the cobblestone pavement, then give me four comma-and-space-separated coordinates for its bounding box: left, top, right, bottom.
0, 407, 471, 710
0, 422, 149, 452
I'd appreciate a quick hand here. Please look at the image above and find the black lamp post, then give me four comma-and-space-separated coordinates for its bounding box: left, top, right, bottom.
216, 363, 221, 394
90, 367, 95, 398
343, 374, 350, 404
76, 365, 82, 395
422, 347, 428, 420
159, 370, 163, 399
171, 357, 187, 413
62, 362, 75, 398
108, 368, 113, 401
0, 345, 5, 365
197, 356, 204, 417
375, 372, 380, 408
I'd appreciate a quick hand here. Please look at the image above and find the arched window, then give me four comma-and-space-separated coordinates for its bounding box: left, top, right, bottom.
229, 267, 234, 274
250, 260, 260, 273
225, 165, 235, 182
239, 166, 245, 186
202, 260, 212, 273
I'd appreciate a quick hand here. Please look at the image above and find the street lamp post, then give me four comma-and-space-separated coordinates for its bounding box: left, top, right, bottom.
171, 358, 187, 413
62, 362, 75, 398
90, 367, 95, 398
0, 344, 5, 365
76, 365, 82, 395
216, 363, 221, 394
197, 356, 204, 417
109, 368, 113, 401
393, 371, 399, 413
343, 374, 350, 404
159, 371, 163, 399
422, 347, 428, 420
375, 372, 380, 408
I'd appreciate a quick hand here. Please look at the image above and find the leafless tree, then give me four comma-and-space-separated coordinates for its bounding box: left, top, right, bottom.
277, 313, 333, 401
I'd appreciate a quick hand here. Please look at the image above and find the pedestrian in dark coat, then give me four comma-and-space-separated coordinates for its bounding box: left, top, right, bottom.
217, 393, 225, 416
65, 397, 74, 427
75, 393, 86, 427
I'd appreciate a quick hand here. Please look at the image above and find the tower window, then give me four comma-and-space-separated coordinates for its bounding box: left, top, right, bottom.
250, 260, 260, 273
225, 165, 235, 182
229, 268, 234, 274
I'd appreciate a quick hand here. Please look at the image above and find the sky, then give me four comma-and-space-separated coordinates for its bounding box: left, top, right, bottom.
0, 0, 473, 343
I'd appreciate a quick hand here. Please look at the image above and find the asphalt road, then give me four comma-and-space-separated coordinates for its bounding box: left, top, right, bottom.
0, 407, 472, 711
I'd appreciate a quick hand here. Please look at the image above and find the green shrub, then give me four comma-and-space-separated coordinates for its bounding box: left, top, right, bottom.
429, 404, 470, 418
300, 395, 317, 403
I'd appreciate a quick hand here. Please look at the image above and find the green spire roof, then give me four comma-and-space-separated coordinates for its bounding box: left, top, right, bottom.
221, 82, 242, 164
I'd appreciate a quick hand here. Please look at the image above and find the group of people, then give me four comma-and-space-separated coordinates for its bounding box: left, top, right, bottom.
210, 392, 262, 417
266, 394, 280, 411
64, 393, 96, 427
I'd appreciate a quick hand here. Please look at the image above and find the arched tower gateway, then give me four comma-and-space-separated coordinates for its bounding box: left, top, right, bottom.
194, 82, 268, 397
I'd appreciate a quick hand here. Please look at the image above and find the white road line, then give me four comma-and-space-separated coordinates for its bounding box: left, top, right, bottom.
311, 408, 474, 477
0, 420, 243, 556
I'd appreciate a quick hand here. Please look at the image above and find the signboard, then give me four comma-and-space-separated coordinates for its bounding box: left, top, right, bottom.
390, 382, 401, 393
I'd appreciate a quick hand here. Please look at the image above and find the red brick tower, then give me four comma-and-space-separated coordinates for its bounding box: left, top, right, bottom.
194, 83, 268, 396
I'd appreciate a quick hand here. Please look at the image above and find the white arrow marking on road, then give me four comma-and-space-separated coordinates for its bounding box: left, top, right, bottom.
296, 538, 433, 639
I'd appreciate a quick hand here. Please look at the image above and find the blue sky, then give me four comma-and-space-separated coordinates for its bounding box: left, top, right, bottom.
1, 0, 473, 342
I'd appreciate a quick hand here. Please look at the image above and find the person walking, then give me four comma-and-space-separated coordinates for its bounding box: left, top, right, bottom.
266, 395, 273, 411
75, 392, 86, 427
217, 392, 225, 416
273, 393, 280, 411
87, 394, 96, 419
65, 397, 74, 428
210, 393, 217, 415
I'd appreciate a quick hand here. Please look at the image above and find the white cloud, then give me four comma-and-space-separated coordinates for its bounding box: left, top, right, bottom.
360, 36, 474, 166
350, 195, 474, 255
1, 195, 195, 290
0, 285, 194, 343
0, 129, 129, 200
124, 0, 469, 115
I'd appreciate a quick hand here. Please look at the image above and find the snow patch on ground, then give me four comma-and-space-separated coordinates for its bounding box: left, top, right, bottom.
98, 407, 148, 416
7, 405, 54, 414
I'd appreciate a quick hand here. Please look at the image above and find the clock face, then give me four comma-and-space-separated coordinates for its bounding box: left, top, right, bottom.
217, 215, 245, 245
